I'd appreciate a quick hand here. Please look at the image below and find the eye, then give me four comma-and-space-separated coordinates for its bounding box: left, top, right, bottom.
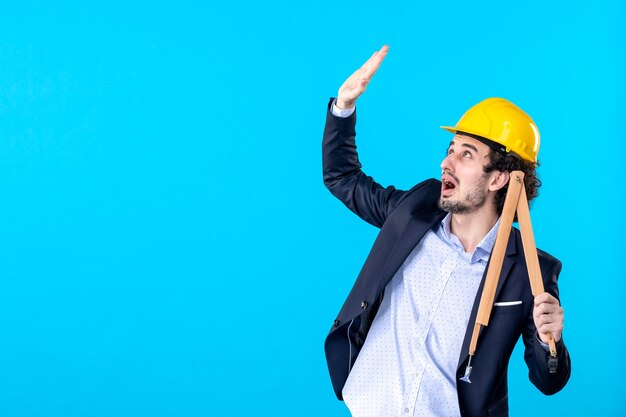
463, 150, 472, 158
446, 148, 453, 156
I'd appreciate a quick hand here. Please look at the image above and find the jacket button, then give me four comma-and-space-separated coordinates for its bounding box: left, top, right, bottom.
361, 301, 368, 309
333, 319, 340, 327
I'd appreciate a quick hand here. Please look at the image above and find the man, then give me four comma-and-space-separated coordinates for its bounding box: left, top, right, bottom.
322, 45, 570, 417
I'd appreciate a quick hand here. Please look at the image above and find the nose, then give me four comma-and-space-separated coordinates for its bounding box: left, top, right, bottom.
440, 152, 454, 172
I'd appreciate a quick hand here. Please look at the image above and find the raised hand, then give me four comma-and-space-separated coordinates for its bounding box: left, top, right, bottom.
336, 45, 389, 110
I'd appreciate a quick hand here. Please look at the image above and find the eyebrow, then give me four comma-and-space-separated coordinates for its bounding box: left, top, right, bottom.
447, 141, 479, 153
461, 143, 479, 153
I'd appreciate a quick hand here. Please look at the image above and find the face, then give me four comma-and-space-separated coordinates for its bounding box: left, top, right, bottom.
438, 134, 495, 214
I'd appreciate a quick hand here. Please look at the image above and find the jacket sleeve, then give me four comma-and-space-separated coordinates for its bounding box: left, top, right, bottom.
322, 98, 407, 228
522, 259, 571, 395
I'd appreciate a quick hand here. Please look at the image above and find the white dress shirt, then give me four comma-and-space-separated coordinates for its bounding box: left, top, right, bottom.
342, 214, 499, 417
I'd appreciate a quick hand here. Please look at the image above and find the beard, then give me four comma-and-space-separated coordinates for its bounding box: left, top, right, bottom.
438, 174, 489, 214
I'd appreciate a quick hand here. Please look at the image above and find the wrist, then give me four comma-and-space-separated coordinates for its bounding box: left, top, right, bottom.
336, 98, 355, 110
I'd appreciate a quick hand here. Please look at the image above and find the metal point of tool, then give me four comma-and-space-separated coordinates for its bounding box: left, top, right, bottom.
460, 357, 473, 383
547, 355, 558, 374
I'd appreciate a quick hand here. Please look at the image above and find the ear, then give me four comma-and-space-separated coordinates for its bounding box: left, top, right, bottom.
488, 170, 509, 192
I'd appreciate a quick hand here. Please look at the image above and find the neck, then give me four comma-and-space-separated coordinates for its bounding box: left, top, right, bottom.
449, 206, 499, 253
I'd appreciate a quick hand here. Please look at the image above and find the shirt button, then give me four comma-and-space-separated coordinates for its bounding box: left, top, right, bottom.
333, 319, 340, 327
361, 301, 368, 309
404, 408, 410, 413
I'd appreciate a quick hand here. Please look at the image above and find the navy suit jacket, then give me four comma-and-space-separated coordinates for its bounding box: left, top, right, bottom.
322, 100, 571, 417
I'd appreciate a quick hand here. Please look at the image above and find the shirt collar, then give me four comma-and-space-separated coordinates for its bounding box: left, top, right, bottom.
439, 213, 501, 264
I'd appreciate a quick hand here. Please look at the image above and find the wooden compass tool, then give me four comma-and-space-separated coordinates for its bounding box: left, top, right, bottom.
460, 171, 558, 383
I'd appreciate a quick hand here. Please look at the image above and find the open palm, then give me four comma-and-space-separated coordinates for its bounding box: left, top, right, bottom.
337, 45, 388, 109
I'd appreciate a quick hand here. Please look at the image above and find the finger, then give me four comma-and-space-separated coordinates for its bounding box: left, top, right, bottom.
363, 46, 388, 78
535, 309, 564, 327
361, 45, 388, 68
533, 292, 550, 305
349, 48, 384, 81
535, 310, 563, 326
538, 322, 563, 338
534, 302, 559, 317
537, 317, 563, 333
362, 50, 380, 68
534, 311, 564, 329
534, 292, 559, 307
536, 314, 558, 328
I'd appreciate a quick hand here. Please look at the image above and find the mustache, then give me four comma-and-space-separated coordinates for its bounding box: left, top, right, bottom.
442, 169, 460, 184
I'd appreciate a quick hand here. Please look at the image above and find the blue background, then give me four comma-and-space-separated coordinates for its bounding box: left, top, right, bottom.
0, 1, 624, 416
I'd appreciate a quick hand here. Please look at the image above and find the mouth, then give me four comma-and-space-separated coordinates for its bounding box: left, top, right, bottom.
441, 174, 457, 197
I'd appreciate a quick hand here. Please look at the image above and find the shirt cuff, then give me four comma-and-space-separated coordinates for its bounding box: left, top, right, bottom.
331, 99, 355, 118
536, 332, 550, 352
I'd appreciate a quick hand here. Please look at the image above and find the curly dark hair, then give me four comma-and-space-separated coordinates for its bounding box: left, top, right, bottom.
483, 151, 542, 215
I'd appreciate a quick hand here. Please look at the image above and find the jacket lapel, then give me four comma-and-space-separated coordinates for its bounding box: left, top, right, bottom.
456, 228, 519, 370
376, 209, 447, 296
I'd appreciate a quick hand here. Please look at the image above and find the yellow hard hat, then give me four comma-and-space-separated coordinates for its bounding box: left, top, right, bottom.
440, 97, 540, 162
